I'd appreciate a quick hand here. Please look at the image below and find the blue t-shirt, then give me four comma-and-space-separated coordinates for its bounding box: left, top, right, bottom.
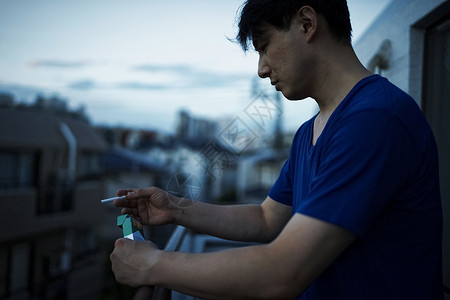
269, 75, 443, 299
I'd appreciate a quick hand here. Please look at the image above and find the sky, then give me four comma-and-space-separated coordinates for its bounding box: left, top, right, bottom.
0, 0, 391, 134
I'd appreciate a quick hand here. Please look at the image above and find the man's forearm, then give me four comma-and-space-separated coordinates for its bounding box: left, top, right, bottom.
173, 201, 274, 243
152, 243, 299, 299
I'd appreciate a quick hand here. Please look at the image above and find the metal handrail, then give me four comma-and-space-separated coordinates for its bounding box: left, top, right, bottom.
162, 225, 189, 252
152, 226, 189, 300
132, 225, 189, 300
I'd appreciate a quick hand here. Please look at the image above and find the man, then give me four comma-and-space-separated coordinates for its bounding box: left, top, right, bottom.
110, 0, 443, 299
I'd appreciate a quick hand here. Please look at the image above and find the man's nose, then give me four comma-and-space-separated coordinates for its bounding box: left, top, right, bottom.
258, 57, 271, 78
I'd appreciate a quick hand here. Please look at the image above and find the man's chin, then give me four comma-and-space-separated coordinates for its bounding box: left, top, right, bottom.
282, 92, 308, 101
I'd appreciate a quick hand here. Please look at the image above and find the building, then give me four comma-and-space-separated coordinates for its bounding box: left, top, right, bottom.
176, 110, 218, 148
353, 0, 450, 297
0, 97, 108, 299
236, 149, 288, 204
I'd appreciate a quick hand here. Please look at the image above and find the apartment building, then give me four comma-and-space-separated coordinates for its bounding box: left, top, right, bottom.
0, 97, 108, 300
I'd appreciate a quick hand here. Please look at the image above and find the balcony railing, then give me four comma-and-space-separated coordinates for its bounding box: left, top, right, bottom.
132, 225, 257, 300
132, 225, 190, 300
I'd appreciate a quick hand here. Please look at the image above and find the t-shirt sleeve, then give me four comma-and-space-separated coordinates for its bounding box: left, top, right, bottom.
297, 110, 411, 237
268, 158, 293, 206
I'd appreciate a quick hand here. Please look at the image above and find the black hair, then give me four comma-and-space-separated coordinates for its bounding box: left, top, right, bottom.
236, 0, 352, 51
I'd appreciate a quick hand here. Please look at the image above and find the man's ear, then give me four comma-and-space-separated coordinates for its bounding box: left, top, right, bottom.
294, 6, 318, 42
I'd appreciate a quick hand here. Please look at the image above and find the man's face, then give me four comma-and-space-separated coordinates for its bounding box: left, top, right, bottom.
253, 23, 315, 100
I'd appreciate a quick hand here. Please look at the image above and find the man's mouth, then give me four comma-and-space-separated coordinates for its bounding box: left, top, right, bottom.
272, 81, 280, 91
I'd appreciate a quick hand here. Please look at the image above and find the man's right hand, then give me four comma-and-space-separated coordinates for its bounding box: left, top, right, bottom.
113, 187, 187, 226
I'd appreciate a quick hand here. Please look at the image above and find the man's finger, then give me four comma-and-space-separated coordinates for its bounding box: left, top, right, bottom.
116, 189, 135, 196
114, 197, 137, 208
121, 207, 138, 216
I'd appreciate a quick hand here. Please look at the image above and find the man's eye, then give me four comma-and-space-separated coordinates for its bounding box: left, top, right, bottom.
260, 44, 268, 53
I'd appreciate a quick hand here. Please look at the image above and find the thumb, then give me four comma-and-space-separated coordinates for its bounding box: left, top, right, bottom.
114, 237, 134, 250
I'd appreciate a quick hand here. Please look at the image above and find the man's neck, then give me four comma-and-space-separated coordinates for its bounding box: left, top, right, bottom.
312, 44, 372, 119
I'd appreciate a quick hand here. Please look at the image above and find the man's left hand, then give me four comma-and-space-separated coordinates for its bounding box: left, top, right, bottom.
110, 238, 160, 287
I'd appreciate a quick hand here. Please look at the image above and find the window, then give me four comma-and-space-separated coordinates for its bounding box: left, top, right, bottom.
72, 229, 97, 259
37, 179, 73, 215
0, 247, 8, 298
10, 243, 30, 294
0, 151, 37, 189
78, 151, 103, 180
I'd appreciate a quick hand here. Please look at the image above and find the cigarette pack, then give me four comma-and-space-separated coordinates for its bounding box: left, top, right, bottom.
117, 214, 145, 241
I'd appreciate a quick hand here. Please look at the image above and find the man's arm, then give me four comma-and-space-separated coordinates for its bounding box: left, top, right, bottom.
174, 196, 291, 243
111, 213, 356, 299
116, 187, 291, 243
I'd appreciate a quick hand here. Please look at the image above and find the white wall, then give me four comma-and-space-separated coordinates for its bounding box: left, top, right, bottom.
353, 0, 446, 106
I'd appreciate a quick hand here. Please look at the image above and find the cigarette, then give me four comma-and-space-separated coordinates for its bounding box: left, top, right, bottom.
101, 195, 127, 204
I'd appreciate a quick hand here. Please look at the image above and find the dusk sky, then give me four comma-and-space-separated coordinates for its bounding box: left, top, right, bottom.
0, 0, 391, 133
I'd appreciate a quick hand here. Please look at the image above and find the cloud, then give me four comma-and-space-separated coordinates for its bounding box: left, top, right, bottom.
28, 59, 91, 69
117, 82, 169, 90
68, 79, 97, 90
66, 79, 170, 91
133, 63, 251, 89
60, 62, 253, 92
133, 64, 193, 74
194, 71, 249, 88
